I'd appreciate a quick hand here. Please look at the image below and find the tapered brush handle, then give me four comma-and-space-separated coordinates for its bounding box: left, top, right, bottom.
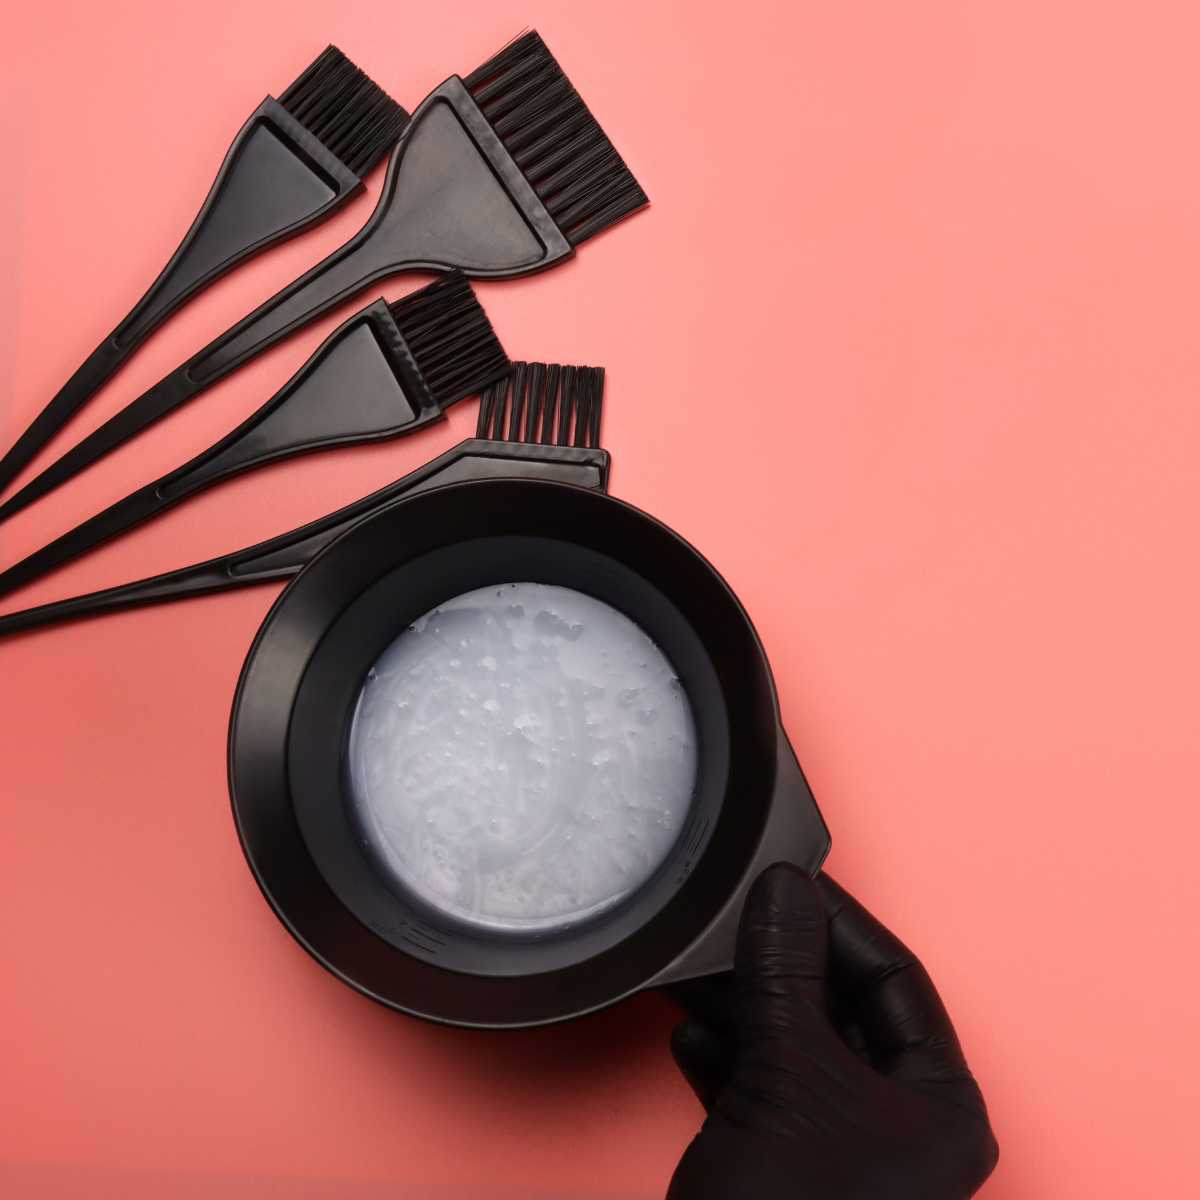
0, 466, 376, 636
0, 98, 363, 503
0, 301, 436, 598
0, 234, 405, 526
0, 369, 195, 525
0, 339, 126, 496
0, 482, 181, 600
0, 76, 581, 523
0, 441, 610, 640
187, 228, 399, 384
0, 555, 286, 641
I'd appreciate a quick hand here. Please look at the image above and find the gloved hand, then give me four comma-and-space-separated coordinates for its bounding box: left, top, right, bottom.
667, 865, 998, 1199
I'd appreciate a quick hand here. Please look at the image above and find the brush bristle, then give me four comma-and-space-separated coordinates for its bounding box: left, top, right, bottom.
388, 273, 510, 408
477, 362, 605, 447
280, 46, 408, 177
464, 32, 647, 247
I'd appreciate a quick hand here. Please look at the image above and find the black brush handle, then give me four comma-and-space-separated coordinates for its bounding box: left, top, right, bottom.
0, 340, 126, 498
0, 80, 578, 522
0, 369, 195, 524
187, 225, 401, 384
0, 100, 362, 500
0, 554, 291, 641
0, 79, 585, 524
0, 442, 611, 640
0, 303, 437, 599
0, 482, 176, 600
0, 487, 358, 639
0, 233, 404, 526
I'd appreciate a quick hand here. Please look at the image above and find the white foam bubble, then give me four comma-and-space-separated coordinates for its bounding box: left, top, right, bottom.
347, 583, 698, 933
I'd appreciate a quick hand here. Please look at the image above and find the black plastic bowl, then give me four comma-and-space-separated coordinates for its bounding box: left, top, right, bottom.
228, 479, 829, 1028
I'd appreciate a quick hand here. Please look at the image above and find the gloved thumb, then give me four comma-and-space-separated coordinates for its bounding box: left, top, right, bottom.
735, 862, 830, 1034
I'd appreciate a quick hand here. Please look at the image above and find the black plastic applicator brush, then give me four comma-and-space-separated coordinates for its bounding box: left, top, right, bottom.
0, 273, 507, 600
0, 30, 645, 524
0, 364, 607, 639
0, 46, 408, 498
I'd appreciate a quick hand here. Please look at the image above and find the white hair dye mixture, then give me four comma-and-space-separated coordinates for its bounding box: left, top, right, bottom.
347, 582, 698, 933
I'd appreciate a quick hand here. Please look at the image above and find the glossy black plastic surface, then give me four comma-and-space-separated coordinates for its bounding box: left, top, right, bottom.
228, 480, 830, 1027
288, 536, 727, 977
0, 100, 363, 500
0, 78, 573, 522
0, 302, 440, 600
0, 443, 609, 640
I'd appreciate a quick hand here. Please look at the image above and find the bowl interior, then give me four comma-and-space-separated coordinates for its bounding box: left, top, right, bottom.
229, 480, 781, 1027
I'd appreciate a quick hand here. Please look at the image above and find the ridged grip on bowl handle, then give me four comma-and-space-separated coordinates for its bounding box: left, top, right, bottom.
646, 730, 831, 989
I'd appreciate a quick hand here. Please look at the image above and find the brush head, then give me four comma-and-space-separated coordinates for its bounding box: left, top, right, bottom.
388, 273, 510, 409
279, 46, 408, 178
477, 362, 605, 447
464, 32, 647, 248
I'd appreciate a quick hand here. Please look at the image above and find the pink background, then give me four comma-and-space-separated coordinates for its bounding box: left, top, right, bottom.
2, 2, 1197, 1196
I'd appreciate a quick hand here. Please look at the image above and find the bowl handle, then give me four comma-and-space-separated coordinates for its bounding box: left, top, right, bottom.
646, 729, 832, 988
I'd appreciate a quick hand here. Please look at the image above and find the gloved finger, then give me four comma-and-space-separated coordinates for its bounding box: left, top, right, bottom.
832, 1011, 872, 1063
735, 862, 830, 1032
667, 973, 737, 1034
816, 873, 978, 1096
670, 1017, 733, 1110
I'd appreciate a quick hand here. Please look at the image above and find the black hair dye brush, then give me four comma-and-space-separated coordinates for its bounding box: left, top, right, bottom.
0, 364, 606, 639
0, 31, 644, 525
0, 274, 508, 600
0, 47, 407, 499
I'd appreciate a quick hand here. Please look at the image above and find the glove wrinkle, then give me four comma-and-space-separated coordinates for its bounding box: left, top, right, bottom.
667, 866, 999, 1199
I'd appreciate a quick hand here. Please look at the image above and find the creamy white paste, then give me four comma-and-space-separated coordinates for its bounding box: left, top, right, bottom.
347, 583, 698, 933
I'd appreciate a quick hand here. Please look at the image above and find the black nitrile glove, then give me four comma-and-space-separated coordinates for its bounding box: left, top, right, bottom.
667, 865, 998, 1199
